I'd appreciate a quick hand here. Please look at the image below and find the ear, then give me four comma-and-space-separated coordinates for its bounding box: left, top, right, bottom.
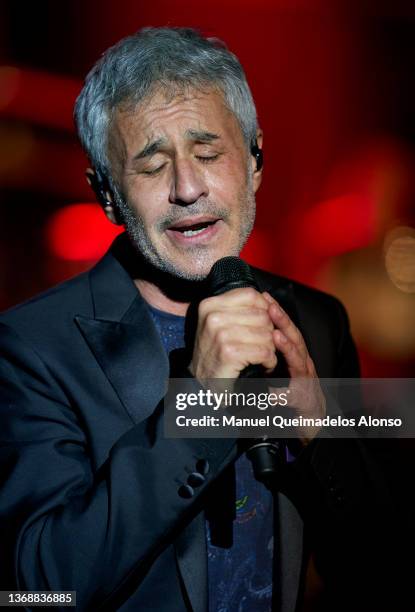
85, 168, 121, 225
251, 129, 263, 193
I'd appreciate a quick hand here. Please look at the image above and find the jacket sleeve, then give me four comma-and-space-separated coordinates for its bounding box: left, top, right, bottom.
0, 322, 236, 609
280, 299, 414, 611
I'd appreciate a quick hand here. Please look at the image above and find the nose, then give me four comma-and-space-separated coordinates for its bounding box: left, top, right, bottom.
169, 158, 209, 205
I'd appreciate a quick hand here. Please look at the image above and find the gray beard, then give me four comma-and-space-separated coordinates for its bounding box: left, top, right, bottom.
111, 182, 256, 281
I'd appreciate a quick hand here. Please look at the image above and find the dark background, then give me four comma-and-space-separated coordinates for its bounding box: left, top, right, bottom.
1, 0, 414, 373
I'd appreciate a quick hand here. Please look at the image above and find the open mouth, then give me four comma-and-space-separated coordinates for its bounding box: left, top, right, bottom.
171, 220, 217, 236
166, 217, 221, 240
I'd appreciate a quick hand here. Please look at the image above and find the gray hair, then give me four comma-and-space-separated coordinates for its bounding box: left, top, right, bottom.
74, 27, 258, 177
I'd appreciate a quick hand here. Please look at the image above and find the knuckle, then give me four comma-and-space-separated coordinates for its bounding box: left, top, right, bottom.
215, 327, 228, 345
243, 287, 257, 300
244, 287, 263, 305
205, 311, 221, 331
256, 295, 269, 309
220, 343, 235, 361
253, 308, 272, 325
198, 298, 210, 317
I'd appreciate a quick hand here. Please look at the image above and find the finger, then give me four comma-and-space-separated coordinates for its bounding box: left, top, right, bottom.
200, 287, 270, 314
273, 330, 309, 376
203, 308, 274, 333
215, 324, 276, 348
222, 341, 278, 372
268, 302, 308, 355
262, 291, 275, 305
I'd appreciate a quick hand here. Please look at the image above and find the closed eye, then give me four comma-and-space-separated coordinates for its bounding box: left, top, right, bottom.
142, 163, 166, 176
141, 154, 220, 175
196, 154, 220, 163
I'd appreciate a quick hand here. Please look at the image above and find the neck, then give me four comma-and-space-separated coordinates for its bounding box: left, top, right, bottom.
113, 234, 207, 315
135, 278, 190, 316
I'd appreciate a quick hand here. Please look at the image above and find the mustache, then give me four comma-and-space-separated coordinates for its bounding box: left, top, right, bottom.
156, 200, 230, 232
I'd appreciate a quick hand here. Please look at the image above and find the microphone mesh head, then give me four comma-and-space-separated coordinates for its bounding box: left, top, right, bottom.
207, 256, 259, 296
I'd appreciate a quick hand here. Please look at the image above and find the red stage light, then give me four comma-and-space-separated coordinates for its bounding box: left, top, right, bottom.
298, 193, 377, 258
46, 204, 123, 261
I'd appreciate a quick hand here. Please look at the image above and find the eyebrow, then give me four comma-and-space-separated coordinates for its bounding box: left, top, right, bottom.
133, 138, 167, 160
185, 129, 220, 143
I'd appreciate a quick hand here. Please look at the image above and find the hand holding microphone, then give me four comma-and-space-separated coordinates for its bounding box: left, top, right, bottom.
188, 257, 283, 486
188, 258, 326, 462
188, 285, 276, 381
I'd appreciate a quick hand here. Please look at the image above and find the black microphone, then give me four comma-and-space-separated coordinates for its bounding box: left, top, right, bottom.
207, 256, 265, 378
206, 256, 286, 488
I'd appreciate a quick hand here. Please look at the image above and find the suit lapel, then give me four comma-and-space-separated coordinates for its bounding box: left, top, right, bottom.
75, 311, 168, 425
76, 237, 207, 609
175, 513, 208, 612
74, 239, 169, 424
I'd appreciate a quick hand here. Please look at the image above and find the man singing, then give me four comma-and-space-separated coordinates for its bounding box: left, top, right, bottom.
0, 27, 410, 612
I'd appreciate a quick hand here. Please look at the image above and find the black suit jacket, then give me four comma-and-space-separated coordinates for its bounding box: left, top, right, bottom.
0, 236, 411, 611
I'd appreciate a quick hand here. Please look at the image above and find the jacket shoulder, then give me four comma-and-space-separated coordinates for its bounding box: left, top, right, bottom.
252, 266, 346, 318
0, 270, 93, 339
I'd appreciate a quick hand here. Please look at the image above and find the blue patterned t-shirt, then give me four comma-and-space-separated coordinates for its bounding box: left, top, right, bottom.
147, 304, 273, 612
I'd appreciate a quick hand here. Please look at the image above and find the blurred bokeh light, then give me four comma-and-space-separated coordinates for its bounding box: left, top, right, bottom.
45, 203, 123, 262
